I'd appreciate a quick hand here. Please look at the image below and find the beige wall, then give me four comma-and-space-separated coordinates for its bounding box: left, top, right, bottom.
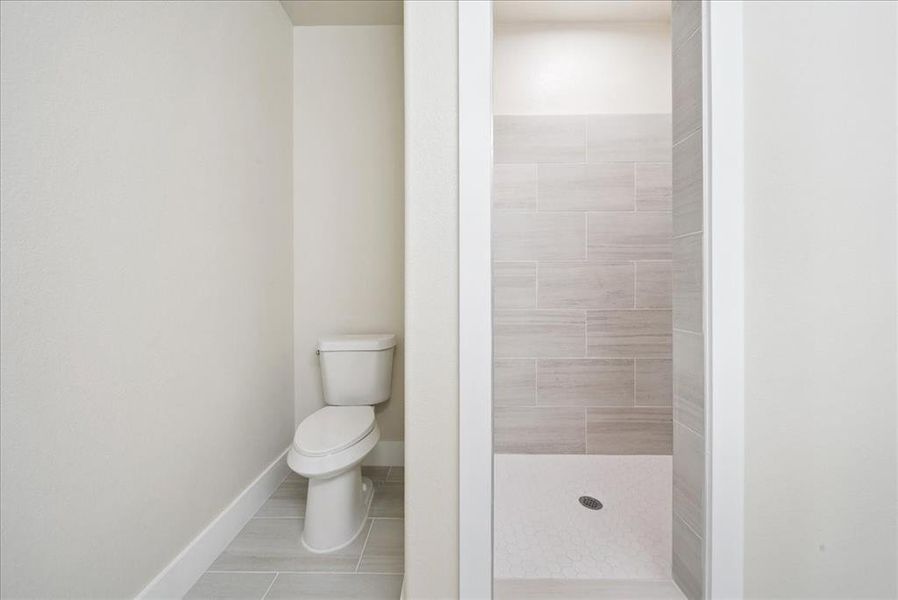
744, 1, 897, 597
403, 1, 459, 597
493, 22, 671, 116
0, 1, 293, 597
293, 25, 405, 440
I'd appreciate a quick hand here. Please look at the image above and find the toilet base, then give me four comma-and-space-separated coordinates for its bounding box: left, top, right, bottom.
301, 466, 374, 554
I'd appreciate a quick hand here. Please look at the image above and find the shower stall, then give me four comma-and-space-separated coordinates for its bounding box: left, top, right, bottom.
490, 6, 682, 595
457, 1, 742, 598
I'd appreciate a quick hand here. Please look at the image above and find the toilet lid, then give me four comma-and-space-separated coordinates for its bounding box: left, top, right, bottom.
294, 406, 376, 457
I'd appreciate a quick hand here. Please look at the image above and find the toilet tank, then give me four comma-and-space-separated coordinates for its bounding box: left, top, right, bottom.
317, 334, 396, 406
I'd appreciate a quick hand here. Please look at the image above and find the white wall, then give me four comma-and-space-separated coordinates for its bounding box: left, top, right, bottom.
404, 1, 459, 597
743, 1, 897, 597
493, 22, 671, 115
293, 25, 405, 442
0, 2, 293, 597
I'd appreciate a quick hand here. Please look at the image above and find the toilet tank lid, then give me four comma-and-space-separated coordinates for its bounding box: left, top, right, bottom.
318, 334, 396, 352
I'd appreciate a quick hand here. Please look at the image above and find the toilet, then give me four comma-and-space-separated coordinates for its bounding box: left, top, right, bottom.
287, 333, 396, 553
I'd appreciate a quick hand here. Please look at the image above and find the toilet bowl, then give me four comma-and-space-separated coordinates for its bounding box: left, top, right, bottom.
288, 406, 381, 552
287, 334, 396, 553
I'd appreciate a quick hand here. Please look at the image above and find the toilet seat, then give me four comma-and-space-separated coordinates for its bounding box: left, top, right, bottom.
294, 406, 376, 457
288, 407, 380, 480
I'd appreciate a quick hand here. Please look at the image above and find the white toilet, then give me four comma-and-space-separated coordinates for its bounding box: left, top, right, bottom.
287, 333, 396, 553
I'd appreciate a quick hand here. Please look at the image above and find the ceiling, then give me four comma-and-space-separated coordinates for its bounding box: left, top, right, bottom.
494, 1, 671, 24
279, 1, 402, 26
279, 1, 668, 28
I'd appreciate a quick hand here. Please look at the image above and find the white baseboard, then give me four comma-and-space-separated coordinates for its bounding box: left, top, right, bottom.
363, 440, 404, 466
137, 449, 290, 600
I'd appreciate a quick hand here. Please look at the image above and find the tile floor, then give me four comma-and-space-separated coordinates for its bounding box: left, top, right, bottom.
186, 466, 404, 600
494, 454, 673, 581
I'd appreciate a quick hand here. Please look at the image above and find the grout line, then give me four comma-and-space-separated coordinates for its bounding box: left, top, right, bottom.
534, 358, 539, 405
674, 509, 705, 542
672, 230, 703, 241
206, 570, 279, 574
672, 327, 703, 336
672, 125, 701, 149
260, 572, 278, 600
494, 307, 673, 313
207, 570, 405, 576
355, 519, 375, 572
583, 212, 589, 260
585, 210, 674, 216
672, 23, 702, 57
672, 409, 705, 439
534, 261, 539, 308
583, 309, 588, 358
497, 356, 668, 361
583, 407, 588, 454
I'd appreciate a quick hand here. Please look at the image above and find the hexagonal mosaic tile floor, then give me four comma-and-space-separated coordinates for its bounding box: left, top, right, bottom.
494, 454, 672, 581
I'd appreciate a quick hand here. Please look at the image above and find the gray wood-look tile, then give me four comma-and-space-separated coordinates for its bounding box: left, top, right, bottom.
494, 406, 585, 453
494, 262, 537, 309
672, 130, 702, 237
672, 515, 704, 600
370, 482, 403, 518
672, 232, 703, 334
635, 359, 673, 407
185, 572, 276, 600
494, 164, 538, 210
255, 474, 307, 518
537, 163, 634, 211
587, 114, 671, 163
494, 212, 586, 261
494, 359, 536, 406
386, 466, 403, 483
494, 578, 686, 600
537, 359, 634, 407
588, 212, 671, 261
672, 27, 703, 143
494, 309, 586, 358
357, 519, 404, 574
635, 261, 672, 309
537, 262, 634, 309
586, 407, 673, 454
673, 330, 704, 435
672, 5, 705, 597
587, 310, 672, 359
362, 466, 391, 482
672, 1, 701, 52
266, 574, 403, 600
635, 163, 672, 211
494, 115, 587, 164
673, 422, 704, 537
209, 518, 369, 572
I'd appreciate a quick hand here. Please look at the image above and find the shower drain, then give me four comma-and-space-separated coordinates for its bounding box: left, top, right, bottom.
578, 495, 603, 510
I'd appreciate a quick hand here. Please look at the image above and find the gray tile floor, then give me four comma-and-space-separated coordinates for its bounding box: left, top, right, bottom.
186, 467, 404, 600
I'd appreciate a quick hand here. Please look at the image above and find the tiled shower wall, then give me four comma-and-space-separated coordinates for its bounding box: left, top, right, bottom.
492, 113, 673, 456
671, 1, 705, 598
